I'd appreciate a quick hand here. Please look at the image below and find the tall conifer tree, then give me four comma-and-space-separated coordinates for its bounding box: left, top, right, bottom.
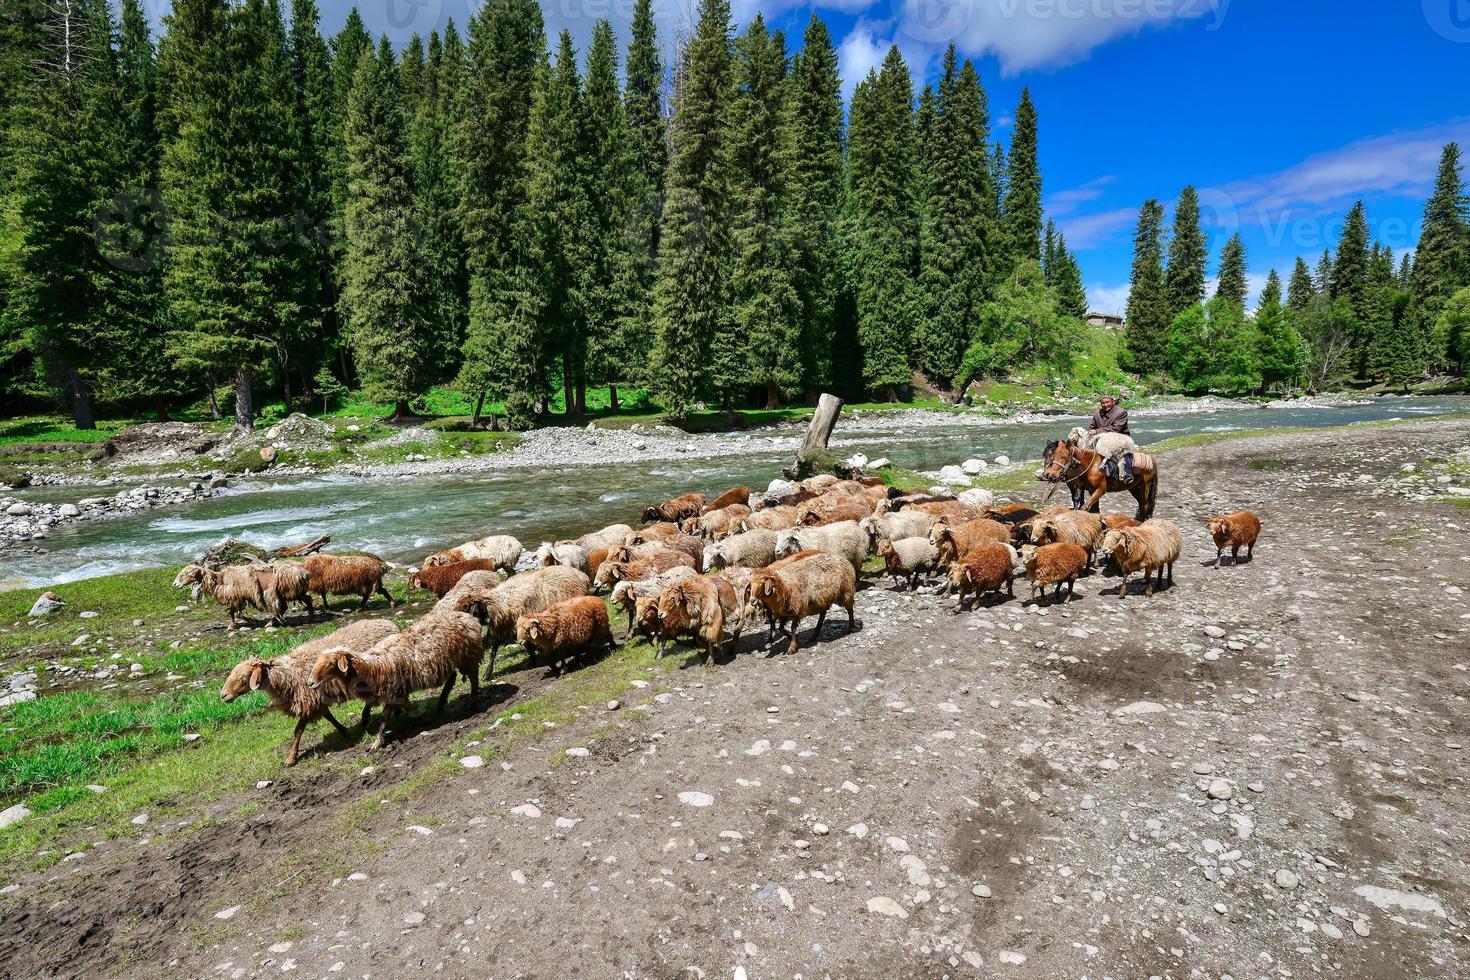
1409, 143, 1468, 360
1287, 256, 1316, 311
1215, 232, 1248, 308
1002, 87, 1041, 270
1165, 185, 1206, 317
1123, 199, 1169, 374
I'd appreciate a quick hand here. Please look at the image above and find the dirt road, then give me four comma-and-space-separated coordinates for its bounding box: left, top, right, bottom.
2, 419, 1468, 978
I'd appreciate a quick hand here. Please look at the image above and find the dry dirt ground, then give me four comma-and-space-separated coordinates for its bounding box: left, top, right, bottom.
2, 419, 1469, 979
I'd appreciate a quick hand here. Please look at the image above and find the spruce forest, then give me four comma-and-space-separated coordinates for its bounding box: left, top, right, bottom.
1, 0, 1468, 432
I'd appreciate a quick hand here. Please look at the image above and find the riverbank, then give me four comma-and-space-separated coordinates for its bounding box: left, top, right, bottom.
0, 416, 1467, 977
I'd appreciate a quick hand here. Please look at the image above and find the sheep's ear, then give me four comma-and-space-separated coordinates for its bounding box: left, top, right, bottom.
248, 663, 265, 691
335, 652, 350, 674
528, 622, 541, 639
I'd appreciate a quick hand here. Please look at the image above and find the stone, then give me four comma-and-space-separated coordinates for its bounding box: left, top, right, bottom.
993, 455, 1011, 466
27, 592, 64, 618
997, 950, 1026, 965
0, 804, 31, 830
1207, 779, 1233, 800
131, 813, 149, 825
677, 791, 714, 808
509, 804, 542, 818
971, 883, 992, 898
58, 503, 80, 518
937, 465, 972, 486
866, 896, 907, 918
403, 911, 426, 926
1274, 869, 1299, 890
214, 905, 241, 920
459, 755, 484, 769
565, 747, 590, 758
961, 458, 985, 475
1203, 625, 1227, 638
1111, 700, 1167, 717
5, 502, 31, 516
259, 446, 278, 464
1353, 885, 1446, 918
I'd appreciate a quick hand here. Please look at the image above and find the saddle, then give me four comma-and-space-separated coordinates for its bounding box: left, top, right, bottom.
1102, 451, 1153, 489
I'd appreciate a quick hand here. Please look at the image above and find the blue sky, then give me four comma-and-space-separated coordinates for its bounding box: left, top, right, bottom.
151, 0, 1470, 313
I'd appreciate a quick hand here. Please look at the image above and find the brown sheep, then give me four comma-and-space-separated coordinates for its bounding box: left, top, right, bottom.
946, 542, 1018, 611
800, 500, 878, 527
433, 570, 503, 617
903, 500, 984, 524
749, 553, 856, 655
642, 492, 706, 525
657, 576, 744, 664
448, 566, 592, 680
304, 554, 394, 611
1011, 506, 1071, 543
586, 547, 609, 580
703, 486, 751, 513
610, 566, 698, 637
634, 592, 692, 657
576, 523, 633, 553
261, 560, 314, 624
221, 619, 398, 765
1097, 519, 1182, 598
1020, 542, 1089, 604
684, 503, 752, 539
740, 505, 801, 532
408, 558, 501, 598
308, 611, 484, 750
1102, 513, 1141, 531
929, 518, 1011, 567
1028, 510, 1108, 563
422, 534, 523, 572
173, 563, 269, 629
593, 549, 697, 592
516, 596, 616, 676
1209, 511, 1261, 567
625, 521, 681, 544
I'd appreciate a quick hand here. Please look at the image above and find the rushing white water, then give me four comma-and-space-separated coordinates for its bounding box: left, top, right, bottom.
3, 395, 1462, 588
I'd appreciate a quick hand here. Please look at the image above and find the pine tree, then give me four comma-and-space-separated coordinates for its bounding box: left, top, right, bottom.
846, 47, 918, 401
340, 39, 430, 419
1331, 200, 1370, 314
524, 31, 586, 415
577, 20, 638, 412
1409, 143, 1469, 363
1314, 249, 1333, 293
326, 10, 371, 253
285, 0, 335, 391
1255, 269, 1302, 392
728, 16, 800, 409
648, 0, 734, 417
1052, 234, 1088, 320
457, 0, 545, 427
621, 0, 665, 395
988, 140, 1006, 227
1123, 199, 1169, 375
916, 45, 990, 386
1002, 87, 1041, 271
1215, 232, 1247, 308
11, 0, 129, 427
0, 0, 45, 401
1168, 297, 1260, 394
1041, 219, 1058, 283
1433, 287, 1470, 372
1365, 244, 1420, 386
1165, 186, 1206, 318
1287, 256, 1315, 311
785, 15, 843, 401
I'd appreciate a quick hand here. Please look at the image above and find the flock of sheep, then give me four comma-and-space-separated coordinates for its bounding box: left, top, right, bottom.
193, 466, 1264, 767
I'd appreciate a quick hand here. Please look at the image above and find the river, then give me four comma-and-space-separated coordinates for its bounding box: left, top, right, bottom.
4, 395, 1463, 588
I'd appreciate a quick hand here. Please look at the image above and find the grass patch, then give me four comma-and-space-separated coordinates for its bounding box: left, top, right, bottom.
1246, 458, 1295, 471
0, 416, 132, 447
1386, 525, 1430, 550
0, 567, 193, 662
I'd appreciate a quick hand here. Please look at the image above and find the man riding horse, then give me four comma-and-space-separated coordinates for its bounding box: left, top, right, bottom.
1086, 394, 1135, 482
1041, 394, 1157, 520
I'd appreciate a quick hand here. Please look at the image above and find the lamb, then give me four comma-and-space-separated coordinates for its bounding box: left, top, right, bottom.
221, 619, 399, 765
516, 596, 616, 676
576, 523, 633, 553
423, 534, 523, 573
642, 492, 706, 525
656, 575, 745, 664
1028, 510, 1108, 562
859, 511, 938, 552
740, 505, 801, 532
262, 560, 314, 623
593, 549, 697, 592
702, 485, 751, 513
304, 553, 394, 610
749, 552, 856, 655
609, 565, 697, 636
1102, 513, 1141, 531
585, 547, 609, 580
535, 540, 590, 574
1019, 542, 1089, 604
1208, 511, 1262, 567
945, 542, 1018, 611
877, 537, 941, 590
408, 558, 502, 598
633, 590, 693, 656
772, 520, 867, 575
450, 566, 591, 680
308, 611, 484, 751
684, 503, 751, 539
173, 563, 269, 629
1097, 519, 1182, 598
702, 529, 778, 571
928, 518, 1011, 567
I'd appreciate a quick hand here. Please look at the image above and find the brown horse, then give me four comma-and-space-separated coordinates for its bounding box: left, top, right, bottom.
1041, 440, 1158, 520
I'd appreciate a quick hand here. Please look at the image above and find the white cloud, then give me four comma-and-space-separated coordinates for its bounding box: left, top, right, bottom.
1046, 175, 1116, 218
1087, 280, 1130, 317
894, 0, 1227, 76
837, 21, 891, 97
1056, 205, 1136, 250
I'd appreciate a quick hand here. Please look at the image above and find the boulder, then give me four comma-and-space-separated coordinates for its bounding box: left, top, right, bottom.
846, 453, 870, 470
868, 458, 891, 469
937, 465, 972, 487
58, 503, 81, 518
958, 488, 996, 508
28, 592, 65, 617
0, 803, 30, 830
259, 446, 278, 464
961, 458, 986, 475
993, 455, 1011, 466
6, 502, 32, 517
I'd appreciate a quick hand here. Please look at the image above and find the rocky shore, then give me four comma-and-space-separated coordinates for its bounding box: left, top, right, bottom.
0, 478, 226, 548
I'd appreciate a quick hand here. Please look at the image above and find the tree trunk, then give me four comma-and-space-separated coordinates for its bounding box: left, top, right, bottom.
562, 358, 576, 417
280, 364, 293, 414
803, 386, 818, 407
793, 392, 843, 473
391, 398, 411, 421
765, 381, 782, 410
208, 387, 221, 421
68, 367, 95, 430
608, 384, 620, 414
471, 391, 486, 428
575, 371, 587, 416
234, 366, 254, 431
151, 394, 171, 422
884, 384, 897, 402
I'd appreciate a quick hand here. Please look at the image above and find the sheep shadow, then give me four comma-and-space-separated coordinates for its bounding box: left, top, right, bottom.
1200, 554, 1254, 568
1111, 576, 1177, 598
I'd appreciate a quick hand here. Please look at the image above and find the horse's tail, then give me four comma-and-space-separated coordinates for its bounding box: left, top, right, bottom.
1143, 461, 1159, 518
